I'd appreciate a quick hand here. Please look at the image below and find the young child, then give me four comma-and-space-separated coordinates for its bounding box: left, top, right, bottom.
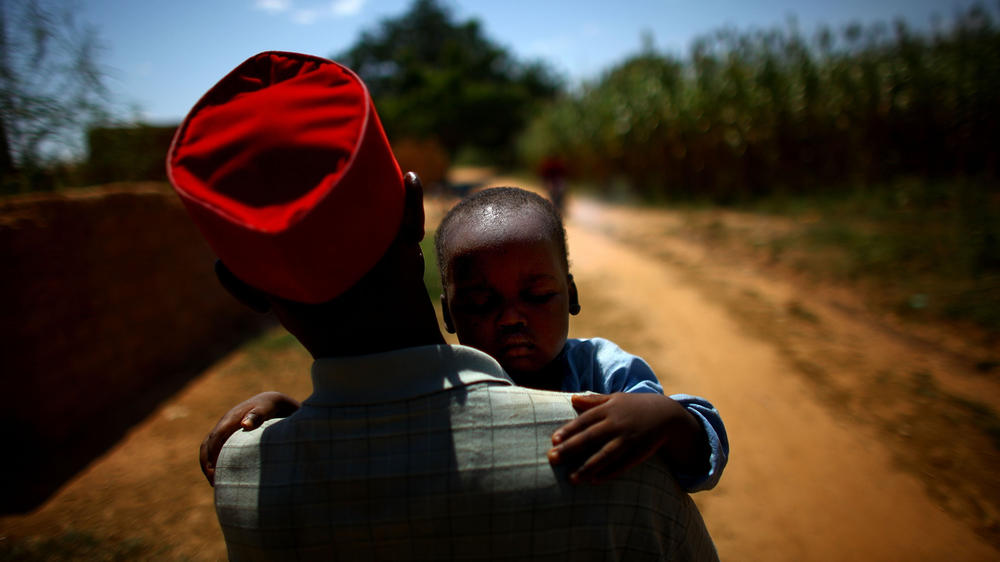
433, 187, 727, 490
203, 187, 727, 491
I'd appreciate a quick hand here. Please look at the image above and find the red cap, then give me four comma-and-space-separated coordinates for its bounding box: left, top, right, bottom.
167, 51, 404, 303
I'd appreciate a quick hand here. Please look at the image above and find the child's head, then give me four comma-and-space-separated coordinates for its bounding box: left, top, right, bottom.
435, 187, 580, 378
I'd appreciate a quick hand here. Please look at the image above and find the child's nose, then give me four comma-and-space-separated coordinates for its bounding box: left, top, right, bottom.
497, 302, 527, 327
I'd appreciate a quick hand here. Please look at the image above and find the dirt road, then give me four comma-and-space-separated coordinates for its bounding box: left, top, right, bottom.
2, 185, 998, 560
562, 197, 998, 560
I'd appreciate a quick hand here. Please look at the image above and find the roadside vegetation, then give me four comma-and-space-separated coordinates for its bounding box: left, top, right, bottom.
519, 4, 999, 200
0, 530, 162, 561
420, 231, 442, 301
657, 180, 1000, 338
519, 3, 1000, 336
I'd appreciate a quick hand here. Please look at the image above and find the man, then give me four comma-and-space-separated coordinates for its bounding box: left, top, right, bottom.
168, 51, 718, 561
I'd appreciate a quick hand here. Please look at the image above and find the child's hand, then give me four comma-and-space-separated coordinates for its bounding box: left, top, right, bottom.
547, 393, 708, 485
199, 391, 300, 486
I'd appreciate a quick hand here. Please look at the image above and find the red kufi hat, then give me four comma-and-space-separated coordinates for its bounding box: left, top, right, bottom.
167, 51, 404, 303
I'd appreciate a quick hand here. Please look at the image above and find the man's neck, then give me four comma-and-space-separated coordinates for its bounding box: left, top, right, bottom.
315, 324, 446, 358
287, 293, 447, 359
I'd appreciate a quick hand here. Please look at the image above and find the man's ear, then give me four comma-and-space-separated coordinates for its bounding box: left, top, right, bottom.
568, 274, 581, 315
400, 171, 426, 243
215, 260, 271, 314
440, 293, 456, 333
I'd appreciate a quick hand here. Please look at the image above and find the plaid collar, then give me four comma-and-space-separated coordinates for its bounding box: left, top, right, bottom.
307, 344, 513, 406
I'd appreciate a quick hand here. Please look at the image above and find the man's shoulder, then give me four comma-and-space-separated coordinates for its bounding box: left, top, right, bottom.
213, 383, 717, 560
214, 418, 282, 475
461, 382, 578, 425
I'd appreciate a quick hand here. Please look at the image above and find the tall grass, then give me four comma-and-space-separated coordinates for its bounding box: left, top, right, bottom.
519, 4, 1000, 201
519, 5, 1000, 332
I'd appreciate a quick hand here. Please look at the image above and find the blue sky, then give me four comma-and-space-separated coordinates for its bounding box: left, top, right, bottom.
79, 0, 979, 124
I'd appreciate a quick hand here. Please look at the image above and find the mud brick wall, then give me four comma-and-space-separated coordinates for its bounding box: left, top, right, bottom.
0, 184, 270, 507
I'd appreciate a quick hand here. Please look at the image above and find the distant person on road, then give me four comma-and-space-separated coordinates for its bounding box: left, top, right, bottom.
172, 51, 719, 560
209, 187, 728, 492
538, 154, 568, 214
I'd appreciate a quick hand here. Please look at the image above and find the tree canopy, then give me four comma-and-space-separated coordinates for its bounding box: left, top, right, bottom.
336, 0, 561, 161
0, 0, 110, 191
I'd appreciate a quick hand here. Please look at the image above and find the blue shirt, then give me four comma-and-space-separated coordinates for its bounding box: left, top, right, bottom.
560, 337, 730, 492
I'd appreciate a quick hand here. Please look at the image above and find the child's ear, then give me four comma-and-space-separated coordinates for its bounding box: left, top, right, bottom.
440, 293, 457, 333
568, 274, 581, 315
215, 260, 271, 314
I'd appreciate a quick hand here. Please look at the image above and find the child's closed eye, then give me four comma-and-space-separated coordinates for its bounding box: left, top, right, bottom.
453, 291, 499, 314
523, 291, 558, 304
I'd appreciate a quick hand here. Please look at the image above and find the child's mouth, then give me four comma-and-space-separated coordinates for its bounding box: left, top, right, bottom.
501, 338, 534, 357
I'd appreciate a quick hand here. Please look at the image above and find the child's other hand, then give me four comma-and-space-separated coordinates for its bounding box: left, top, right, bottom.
547, 393, 706, 485
199, 391, 300, 486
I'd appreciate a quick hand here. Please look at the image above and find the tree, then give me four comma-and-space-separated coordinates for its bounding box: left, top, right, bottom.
336, 0, 561, 162
0, 0, 109, 191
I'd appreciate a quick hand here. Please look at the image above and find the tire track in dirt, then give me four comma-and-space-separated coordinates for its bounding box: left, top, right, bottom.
562, 200, 998, 561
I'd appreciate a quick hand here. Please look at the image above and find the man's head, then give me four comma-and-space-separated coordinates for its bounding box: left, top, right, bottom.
434, 187, 580, 378
215, 172, 436, 357
167, 52, 442, 356
167, 51, 405, 305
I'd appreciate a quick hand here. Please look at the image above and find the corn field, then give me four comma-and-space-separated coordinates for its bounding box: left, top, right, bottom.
519, 3, 1000, 202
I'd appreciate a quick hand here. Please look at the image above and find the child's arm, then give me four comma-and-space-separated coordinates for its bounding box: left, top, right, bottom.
199, 391, 300, 486
668, 394, 729, 492
547, 392, 712, 486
